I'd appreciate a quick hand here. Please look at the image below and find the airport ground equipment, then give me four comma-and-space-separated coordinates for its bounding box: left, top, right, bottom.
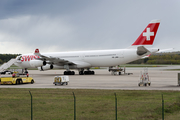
0, 70, 13, 74
53, 76, 69, 85
109, 66, 125, 75
0, 69, 27, 75
138, 68, 151, 86
178, 73, 180, 86
109, 66, 133, 75
0, 58, 17, 72
0, 71, 34, 85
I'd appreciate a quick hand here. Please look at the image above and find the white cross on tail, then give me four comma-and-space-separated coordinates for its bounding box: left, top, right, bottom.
143, 28, 154, 41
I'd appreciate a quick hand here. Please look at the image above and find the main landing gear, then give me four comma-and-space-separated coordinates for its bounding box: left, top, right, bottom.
63, 65, 75, 75
64, 71, 75, 75
79, 69, 95, 75
63, 66, 95, 75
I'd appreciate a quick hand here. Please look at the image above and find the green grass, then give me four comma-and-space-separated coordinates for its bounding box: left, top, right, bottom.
0, 89, 180, 120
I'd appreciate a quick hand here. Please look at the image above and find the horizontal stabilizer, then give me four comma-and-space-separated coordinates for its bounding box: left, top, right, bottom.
137, 46, 150, 56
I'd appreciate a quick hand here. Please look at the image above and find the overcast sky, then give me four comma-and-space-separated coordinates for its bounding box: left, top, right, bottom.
0, 0, 179, 54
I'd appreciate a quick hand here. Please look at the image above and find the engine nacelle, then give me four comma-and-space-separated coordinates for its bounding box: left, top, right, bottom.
30, 60, 46, 68
38, 64, 53, 71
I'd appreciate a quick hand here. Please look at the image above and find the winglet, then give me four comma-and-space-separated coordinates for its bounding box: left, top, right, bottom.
34, 48, 41, 56
35, 49, 39, 53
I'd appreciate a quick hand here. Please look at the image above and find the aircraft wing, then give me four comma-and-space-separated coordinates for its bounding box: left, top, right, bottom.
34, 49, 75, 65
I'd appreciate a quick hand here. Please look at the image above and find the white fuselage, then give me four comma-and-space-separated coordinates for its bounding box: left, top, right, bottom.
14, 48, 156, 69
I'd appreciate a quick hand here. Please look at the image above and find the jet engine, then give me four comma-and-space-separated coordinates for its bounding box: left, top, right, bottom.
38, 64, 54, 71
30, 60, 46, 68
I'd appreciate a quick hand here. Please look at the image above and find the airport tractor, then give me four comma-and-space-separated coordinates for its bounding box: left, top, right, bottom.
0, 71, 35, 85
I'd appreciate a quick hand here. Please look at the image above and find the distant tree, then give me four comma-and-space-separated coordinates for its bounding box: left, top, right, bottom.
0, 54, 20, 64
128, 52, 180, 64
0, 59, 3, 64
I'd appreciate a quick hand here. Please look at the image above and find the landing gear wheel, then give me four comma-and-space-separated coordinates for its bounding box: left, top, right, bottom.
64, 71, 67, 75
64, 71, 75, 75
79, 71, 84, 75
84, 71, 95, 75
71, 71, 75, 75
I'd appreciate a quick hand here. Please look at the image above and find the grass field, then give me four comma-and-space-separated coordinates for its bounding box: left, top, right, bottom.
0, 89, 180, 120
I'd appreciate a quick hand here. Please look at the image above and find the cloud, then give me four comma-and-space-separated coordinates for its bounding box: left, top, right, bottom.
0, 0, 180, 54
0, 15, 76, 53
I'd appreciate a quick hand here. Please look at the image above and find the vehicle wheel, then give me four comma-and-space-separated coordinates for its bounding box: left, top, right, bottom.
31, 79, 34, 84
66, 82, 68, 85
144, 83, 147, 86
16, 80, 20, 85
55, 84, 57, 86
148, 83, 151, 86
138, 84, 140, 87
20, 80, 23, 84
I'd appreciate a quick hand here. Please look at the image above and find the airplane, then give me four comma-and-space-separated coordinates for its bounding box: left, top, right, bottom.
14, 19, 161, 75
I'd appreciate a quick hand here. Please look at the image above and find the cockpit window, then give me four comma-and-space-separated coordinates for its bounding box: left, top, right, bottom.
16, 56, 22, 60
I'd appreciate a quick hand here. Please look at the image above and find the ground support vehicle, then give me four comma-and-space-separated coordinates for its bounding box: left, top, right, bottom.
53, 76, 69, 85
138, 68, 151, 86
109, 66, 132, 75
0, 70, 13, 75
0, 73, 34, 85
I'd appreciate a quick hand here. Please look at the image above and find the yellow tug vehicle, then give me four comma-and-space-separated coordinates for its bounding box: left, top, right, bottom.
0, 71, 34, 85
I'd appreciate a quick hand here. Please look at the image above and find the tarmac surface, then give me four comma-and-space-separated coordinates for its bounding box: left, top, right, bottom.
1, 67, 180, 90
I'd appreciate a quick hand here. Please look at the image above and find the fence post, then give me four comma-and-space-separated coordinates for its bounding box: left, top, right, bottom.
162, 94, 164, 120
73, 92, 76, 120
29, 91, 33, 120
114, 93, 117, 120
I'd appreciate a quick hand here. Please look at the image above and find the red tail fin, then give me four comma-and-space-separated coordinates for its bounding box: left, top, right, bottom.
132, 19, 160, 46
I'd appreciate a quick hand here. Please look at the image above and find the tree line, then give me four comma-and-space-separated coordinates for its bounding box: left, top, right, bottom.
0, 52, 180, 65
129, 52, 180, 64
0, 54, 20, 64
